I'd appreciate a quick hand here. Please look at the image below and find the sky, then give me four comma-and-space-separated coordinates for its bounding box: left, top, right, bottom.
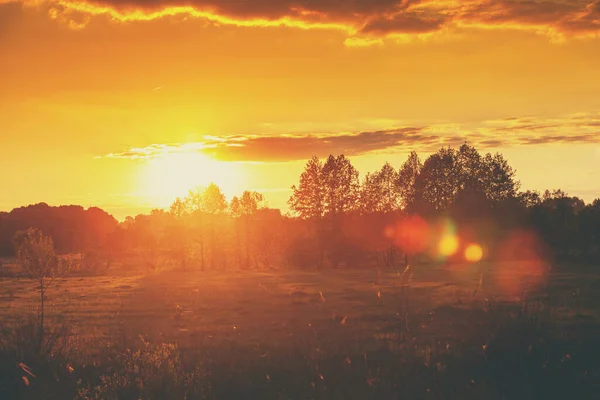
1, 0, 600, 220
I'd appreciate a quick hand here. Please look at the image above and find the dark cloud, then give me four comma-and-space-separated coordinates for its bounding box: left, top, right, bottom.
0, 2, 24, 40
494, 124, 562, 132
518, 134, 598, 145
460, 0, 578, 25
359, 12, 447, 35
19, 0, 600, 39
103, 112, 600, 162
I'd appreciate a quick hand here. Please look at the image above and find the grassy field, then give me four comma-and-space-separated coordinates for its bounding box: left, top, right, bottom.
2, 261, 600, 399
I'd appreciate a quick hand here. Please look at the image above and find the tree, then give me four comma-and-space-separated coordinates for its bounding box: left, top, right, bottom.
398, 151, 422, 211
240, 191, 264, 269
360, 163, 401, 213
202, 183, 228, 270
229, 196, 242, 268
413, 147, 460, 213
359, 172, 380, 214
254, 208, 284, 269
519, 190, 542, 208
169, 198, 188, 219
13, 228, 66, 353
168, 198, 189, 270
359, 163, 402, 266
289, 156, 325, 220
456, 143, 486, 192
185, 188, 208, 271
202, 183, 228, 215
289, 156, 328, 267
482, 152, 520, 202
536, 190, 585, 258
322, 154, 360, 217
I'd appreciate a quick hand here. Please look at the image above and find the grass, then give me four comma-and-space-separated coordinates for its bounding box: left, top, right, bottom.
2, 261, 600, 399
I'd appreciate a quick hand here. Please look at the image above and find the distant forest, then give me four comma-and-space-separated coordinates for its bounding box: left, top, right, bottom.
1, 144, 599, 270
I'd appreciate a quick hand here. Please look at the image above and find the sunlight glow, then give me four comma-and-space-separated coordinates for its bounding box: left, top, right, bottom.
439, 235, 459, 257
139, 152, 247, 207
464, 243, 483, 262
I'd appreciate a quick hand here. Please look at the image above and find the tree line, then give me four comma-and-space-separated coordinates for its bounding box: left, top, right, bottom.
0, 204, 117, 257
1, 143, 599, 271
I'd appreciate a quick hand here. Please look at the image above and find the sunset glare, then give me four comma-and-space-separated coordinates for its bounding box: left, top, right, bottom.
140, 152, 247, 207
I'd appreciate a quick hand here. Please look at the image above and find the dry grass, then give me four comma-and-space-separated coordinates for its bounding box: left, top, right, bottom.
2, 261, 600, 399
0, 262, 596, 349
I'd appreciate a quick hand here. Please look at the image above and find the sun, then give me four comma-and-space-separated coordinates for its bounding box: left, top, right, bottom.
139, 152, 246, 207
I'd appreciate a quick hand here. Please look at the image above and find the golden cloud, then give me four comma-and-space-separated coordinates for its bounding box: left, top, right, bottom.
7, 0, 600, 43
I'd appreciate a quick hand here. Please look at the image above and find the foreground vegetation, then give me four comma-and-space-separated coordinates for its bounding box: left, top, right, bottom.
2, 261, 600, 399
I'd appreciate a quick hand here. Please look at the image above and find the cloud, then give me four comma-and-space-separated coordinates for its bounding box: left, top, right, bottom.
101, 110, 600, 162
479, 111, 600, 146
105, 128, 432, 162
13, 0, 600, 42
343, 36, 384, 47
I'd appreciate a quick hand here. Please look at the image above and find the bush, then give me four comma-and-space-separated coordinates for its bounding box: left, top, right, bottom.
0, 314, 80, 400
77, 337, 212, 400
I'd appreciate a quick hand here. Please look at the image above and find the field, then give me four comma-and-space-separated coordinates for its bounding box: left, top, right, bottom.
2, 261, 600, 399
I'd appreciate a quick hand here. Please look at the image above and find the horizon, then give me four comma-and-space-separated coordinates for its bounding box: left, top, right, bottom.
1, 145, 600, 222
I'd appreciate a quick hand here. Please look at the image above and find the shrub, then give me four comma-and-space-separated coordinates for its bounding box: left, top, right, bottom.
77, 337, 211, 400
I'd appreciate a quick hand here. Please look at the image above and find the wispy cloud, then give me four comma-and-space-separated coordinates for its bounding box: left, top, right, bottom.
100, 111, 600, 162
11, 0, 600, 43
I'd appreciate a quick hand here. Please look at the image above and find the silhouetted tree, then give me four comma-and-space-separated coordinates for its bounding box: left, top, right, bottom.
359, 162, 402, 266
398, 151, 422, 211
185, 188, 208, 271
166, 201, 189, 270
360, 162, 401, 213
239, 191, 263, 269
483, 152, 520, 202
203, 183, 228, 270
229, 196, 242, 268
289, 156, 325, 220
414, 147, 461, 213
254, 208, 283, 269
0, 203, 117, 257
13, 228, 66, 353
322, 154, 360, 217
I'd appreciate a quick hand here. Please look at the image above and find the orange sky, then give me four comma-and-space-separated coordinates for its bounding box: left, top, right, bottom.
1, 0, 600, 220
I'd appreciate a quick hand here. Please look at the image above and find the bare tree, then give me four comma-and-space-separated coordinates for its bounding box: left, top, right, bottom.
13, 228, 67, 353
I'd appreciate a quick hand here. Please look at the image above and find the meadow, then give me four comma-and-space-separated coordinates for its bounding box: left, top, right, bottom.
2, 260, 600, 399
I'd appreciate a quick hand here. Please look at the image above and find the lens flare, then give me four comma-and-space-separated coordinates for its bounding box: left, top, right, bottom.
465, 243, 483, 262
384, 225, 395, 240
439, 235, 459, 257
393, 215, 430, 255
494, 230, 549, 296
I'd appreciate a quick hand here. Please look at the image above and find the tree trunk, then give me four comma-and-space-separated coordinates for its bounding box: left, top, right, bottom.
38, 279, 45, 354
200, 237, 205, 272
236, 221, 241, 268
245, 215, 250, 270
209, 216, 215, 270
